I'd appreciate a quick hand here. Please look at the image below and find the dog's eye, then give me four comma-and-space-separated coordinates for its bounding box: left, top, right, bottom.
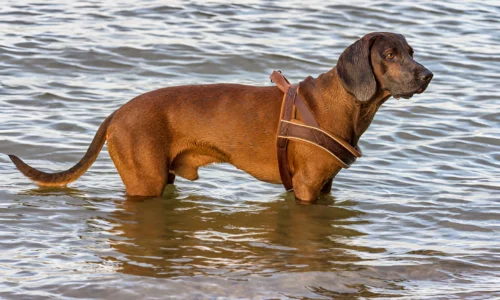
386, 52, 395, 60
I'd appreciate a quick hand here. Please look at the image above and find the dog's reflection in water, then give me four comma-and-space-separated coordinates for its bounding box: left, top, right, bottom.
105, 194, 378, 278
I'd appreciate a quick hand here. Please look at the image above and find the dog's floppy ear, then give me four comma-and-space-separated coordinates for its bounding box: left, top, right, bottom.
337, 33, 379, 102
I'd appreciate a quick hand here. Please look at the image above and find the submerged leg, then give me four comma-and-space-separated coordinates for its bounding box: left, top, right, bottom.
107, 135, 169, 197
292, 173, 324, 202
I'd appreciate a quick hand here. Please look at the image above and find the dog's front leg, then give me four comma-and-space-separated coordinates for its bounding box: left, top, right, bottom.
288, 145, 338, 202
291, 172, 325, 202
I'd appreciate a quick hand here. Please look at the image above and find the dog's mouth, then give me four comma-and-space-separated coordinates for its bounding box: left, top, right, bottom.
393, 86, 427, 100
394, 92, 414, 100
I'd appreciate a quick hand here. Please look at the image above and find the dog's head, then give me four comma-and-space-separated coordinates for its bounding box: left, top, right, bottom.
337, 32, 433, 101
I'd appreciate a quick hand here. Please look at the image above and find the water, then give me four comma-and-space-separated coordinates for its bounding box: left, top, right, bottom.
0, 1, 499, 298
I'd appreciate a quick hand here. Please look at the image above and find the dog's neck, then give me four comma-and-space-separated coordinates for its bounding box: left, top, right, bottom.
298, 67, 391, 147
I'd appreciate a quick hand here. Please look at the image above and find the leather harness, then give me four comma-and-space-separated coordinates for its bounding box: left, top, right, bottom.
270, 70, 362, 191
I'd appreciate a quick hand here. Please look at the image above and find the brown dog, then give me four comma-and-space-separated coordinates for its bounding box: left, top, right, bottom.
9, 32, 433, 201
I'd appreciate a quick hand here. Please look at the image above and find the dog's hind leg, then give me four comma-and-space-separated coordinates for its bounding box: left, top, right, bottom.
107, 135, 169, 197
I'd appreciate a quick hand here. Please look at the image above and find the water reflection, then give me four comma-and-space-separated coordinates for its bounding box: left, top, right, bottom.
10, 184, 489, 298
20, 186, 87, 198
9, 185, 399, 297
102, 192, 383, 281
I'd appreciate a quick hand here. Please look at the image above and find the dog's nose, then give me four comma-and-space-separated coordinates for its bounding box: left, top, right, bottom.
419, 70, 433, 83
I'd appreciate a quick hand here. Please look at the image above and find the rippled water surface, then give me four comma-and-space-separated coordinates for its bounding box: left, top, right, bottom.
1, 1, 499, 299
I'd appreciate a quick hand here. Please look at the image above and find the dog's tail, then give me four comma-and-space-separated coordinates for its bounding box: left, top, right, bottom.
9, 112, 115, 187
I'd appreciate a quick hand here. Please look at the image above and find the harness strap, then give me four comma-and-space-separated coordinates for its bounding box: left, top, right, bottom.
272, 71, 295, 190
270, 70, 291, 93
271, 70, 362, 191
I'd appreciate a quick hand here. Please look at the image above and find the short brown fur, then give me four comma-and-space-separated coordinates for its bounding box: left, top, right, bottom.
9, 32, 432, 201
